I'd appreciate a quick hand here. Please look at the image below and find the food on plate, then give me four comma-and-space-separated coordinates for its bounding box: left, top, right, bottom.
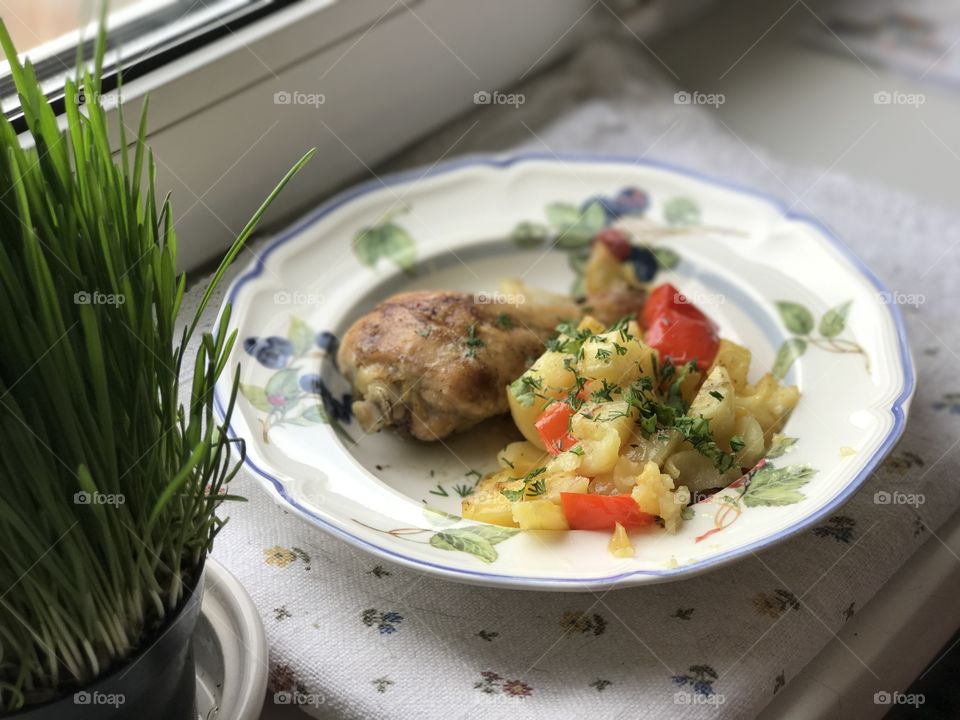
462, 284, 800, 553
338, 283, 647, 441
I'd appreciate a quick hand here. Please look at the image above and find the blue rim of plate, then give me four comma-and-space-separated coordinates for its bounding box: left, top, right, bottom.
213, 152, 916, 589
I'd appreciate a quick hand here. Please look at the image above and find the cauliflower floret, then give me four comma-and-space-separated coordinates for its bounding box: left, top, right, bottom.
631, 461, 689, 533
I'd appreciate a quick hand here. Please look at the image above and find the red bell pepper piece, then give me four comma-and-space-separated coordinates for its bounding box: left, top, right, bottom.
560, 493, 658, 530
535, 402, 577, 455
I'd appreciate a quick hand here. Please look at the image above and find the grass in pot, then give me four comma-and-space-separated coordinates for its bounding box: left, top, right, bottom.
0, 17, 312, 718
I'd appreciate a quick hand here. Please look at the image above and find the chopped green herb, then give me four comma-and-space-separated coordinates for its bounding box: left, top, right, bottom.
730, 435, 745, 453
566, 371, 588, 411
660, 361, 676, 384
463, 323, 485, 358
495, 313, 514, 329
600, 409, 630, 422
664, 360, 697, 415
570, 445, 584, 456
546, 321, 593, 355
613, 342, 628, 356
591, 379, 618, 403
608, 316, 633, 342
709, 390, 725, 402
526, 476, 546, 497
509, 374, 542, 407
500, 466, 548, 501
595, 347, 612, 362
674, 414, 737, 473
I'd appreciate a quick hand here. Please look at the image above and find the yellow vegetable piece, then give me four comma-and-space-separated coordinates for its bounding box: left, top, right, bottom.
631, 461, 688, 534
735, 373, 800, 440
688, 365, 735, 447
542, 473, 590, 503
710, 339, 752, 392
584, 243, 629, 295
571, 410, 624, 476
461, 489, 518, 527
461, 469, 521, 527
608, 522, 635, 558
498, 441, 549, 476
512, 498, 569, 530
507, 351, 578, 450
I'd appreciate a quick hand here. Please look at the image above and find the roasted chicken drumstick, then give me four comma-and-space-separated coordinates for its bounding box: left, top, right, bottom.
337, 284, 645, 441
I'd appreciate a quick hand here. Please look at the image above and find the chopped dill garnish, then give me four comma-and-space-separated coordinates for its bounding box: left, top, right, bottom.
501, 466, 548, 501
463, 323, 485, 358
673, 415, 737, 472
495, 313, 514, 329
591, 379, 618, 403
509, 374, 542, 407
566, 371, 588, 411
546, 321, 593, 355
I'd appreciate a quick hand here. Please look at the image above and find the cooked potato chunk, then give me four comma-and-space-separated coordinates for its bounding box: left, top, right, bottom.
462, 472, 519, 527
732, 413, 765, 468
578, 323, 655, 388
507, 351, 577, 449
512, 499, 569, 530
571, 406, 632, 476
710, 339, 751, 391
584, 244, 630, 295
735, 373, 800, 440
687, 365, 735, 446
497, 441, 549, 476
542, 473, 590, 503
662, 450, 739, 493
626, 428, 684, 467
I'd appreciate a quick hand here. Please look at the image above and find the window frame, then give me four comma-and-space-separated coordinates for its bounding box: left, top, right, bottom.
1, 0, 303, 130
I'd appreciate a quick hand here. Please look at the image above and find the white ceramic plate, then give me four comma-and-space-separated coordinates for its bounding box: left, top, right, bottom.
213, 154, 914, 591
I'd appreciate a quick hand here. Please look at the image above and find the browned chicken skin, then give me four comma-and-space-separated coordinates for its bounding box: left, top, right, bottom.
338, 287, 647, 441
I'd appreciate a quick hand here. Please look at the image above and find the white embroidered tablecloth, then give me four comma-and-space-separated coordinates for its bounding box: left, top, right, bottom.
185, 39, 960, 719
